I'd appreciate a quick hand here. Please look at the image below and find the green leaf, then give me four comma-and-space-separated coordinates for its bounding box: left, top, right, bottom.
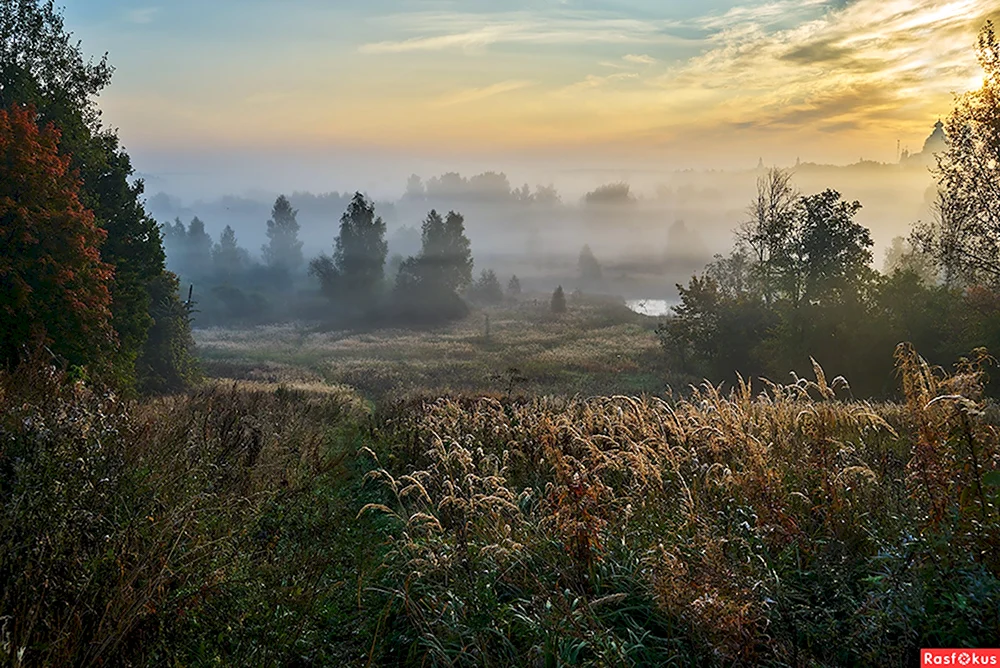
983, 470, 1000, 487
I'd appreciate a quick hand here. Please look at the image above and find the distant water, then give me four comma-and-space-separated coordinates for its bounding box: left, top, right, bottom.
626, 299, 675, 317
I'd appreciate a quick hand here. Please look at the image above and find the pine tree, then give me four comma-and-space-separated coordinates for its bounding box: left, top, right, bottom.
213, 225, 247, 280
416, 209, 473, 293
262, 195, 303, 274
508, 274, 522, 297
579, 244, 603, 282
471, 269, 503, 304
185, 216, 213, 278
312, 192, 388, 308
551, 285, 567, 313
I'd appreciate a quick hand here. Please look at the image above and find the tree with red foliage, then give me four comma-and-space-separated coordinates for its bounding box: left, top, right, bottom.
0, 104, 116, 370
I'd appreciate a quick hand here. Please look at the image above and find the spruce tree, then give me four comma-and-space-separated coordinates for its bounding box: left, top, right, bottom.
551, 285, 567, 313
262, 195, 303, 274
213, 225, 247, 280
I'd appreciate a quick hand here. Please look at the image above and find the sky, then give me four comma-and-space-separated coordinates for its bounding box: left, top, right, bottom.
63, 0, 999, 197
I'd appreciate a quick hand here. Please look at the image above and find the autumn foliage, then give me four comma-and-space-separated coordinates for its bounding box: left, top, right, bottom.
0, 104, 115, 369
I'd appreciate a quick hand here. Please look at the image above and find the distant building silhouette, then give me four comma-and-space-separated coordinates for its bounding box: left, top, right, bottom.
901, 120, 947, 166
922, 119, 947, 154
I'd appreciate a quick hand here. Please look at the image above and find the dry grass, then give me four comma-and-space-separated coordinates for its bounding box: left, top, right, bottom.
194, 301, 668, 400
361, 345, 1000, 665
4, 336, 999, 665
0, 362, 371, 666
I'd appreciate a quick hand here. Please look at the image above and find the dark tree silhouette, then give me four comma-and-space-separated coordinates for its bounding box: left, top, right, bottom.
914, 22, 1000, 287
737, 167, 798, 303
579, 244, 603, 282
185, 216, 213, 277
470, 269, 503, 305
551, 285, 567, 313
213, 225, 248, 281
390, 208, 474, 321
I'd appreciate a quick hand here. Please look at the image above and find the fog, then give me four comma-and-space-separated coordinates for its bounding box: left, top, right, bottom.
147, 153, 937, 317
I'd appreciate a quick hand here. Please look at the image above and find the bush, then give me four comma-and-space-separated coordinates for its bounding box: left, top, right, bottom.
0, 359, 368, 665
469, 269, 504, 305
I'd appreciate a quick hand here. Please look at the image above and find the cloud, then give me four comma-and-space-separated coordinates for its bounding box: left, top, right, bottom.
623, 54, 657, 65
125, 7, 160, 25
692, 0, 834, 32
650, 0, 999, 135
555, 72, 640, 96
358, 11, 701, 54
360, 26, 509, 54
434, 80, 536, 107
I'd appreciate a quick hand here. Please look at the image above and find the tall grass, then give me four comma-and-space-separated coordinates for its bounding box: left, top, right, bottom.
362, 345, 1000, 665
2, 343, 998, 666
0, 358, 369, 666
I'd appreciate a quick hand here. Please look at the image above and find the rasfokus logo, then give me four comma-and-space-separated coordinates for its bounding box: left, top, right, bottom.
922, 649, 1000, 666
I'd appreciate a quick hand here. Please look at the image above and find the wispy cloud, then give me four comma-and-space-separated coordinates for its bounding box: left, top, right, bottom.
359, 11, 701, 54
125, 7, 159, 25
657, 0, 998, 135
555, 72, 640, 96
434, 80, 536, 107
623, 54, 657, 65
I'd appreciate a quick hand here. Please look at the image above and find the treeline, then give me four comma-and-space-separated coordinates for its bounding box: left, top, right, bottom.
403, 172, 562, 205
660, 23, 1000, 397
161, 192, 527, 326
0, 1, 197, 394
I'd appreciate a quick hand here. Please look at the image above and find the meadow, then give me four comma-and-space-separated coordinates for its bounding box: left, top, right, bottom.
3, 302, 998, 666
194, 297, 673, 400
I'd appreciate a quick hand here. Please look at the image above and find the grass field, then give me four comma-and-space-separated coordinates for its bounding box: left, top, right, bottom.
194, 297, 674, 400
4, 301, 1000, 666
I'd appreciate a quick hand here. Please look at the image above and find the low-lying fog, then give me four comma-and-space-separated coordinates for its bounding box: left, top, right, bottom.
147, 158, 937, 306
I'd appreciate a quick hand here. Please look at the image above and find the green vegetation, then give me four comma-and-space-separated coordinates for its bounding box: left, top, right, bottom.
0, 0, 197, 392
4, 5, 1000, 666
3, 342, 998, 665
195, 299, 666, 400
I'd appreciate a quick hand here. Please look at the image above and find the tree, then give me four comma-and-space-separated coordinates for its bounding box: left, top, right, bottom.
262, 195, 303, 275
0, 1, 112, 126
914, 22, 1000, 287
705, 247, 753, 299
404, 174, 425, 200
0, 104, 115, 369
311, 192, 388, 308
392, 255, 469, 322
883, 236, 938, 286
470, 269, 503, 305
584, 182, 634, 206
388, 209, 474, 322
507, 274, 522, 297
415, 209, 473, 293
185, 216, 213, 277
2, 0, 194, 391
551, 285, 567, 313
534, 184, 561, 206
579, 244, 603, 282
736, 167, 798, 302
213, 225, 248, 280
135, 272, 199, 394
792, 189, 871, 301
